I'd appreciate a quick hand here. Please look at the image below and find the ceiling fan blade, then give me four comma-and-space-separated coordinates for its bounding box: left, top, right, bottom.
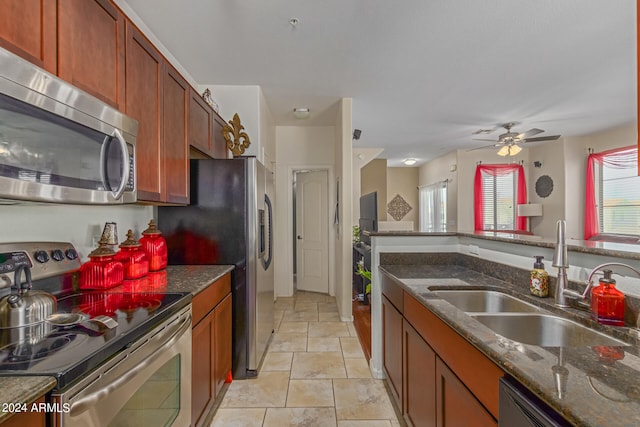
472, 138, 500, 142
467, 144, 499, 152
516, 128, 544, 139
521, 135, 561, 143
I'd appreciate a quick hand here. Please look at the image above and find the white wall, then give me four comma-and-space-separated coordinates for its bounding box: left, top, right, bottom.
0, 204, 154, 261
528, 139, 566, 238
334, 98, 354, 321
352, 148, 384, 225
273, 126, 336, 299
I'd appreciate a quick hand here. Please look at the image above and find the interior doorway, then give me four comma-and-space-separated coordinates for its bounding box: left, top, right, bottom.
293, 170, 329, 294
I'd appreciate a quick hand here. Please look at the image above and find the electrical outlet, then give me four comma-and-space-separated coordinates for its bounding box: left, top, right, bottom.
469, 245, 480, 255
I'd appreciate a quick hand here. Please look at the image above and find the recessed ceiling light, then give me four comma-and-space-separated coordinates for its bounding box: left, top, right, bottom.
293, 107, 310, 119
403, 158, 417, 166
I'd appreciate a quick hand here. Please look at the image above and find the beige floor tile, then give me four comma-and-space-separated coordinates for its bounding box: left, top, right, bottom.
295, 292, 331, 303
308, 321, 350, 338
307, 337, 342, 352
344, 358, 372, 379
291, 351, 347, 379
283, 310, 319, 322
319, 311, 342, 322
347, 323, 358, 337
278, 321, 309, 334
269, 332, 307, 352
274, 310, 284, 331
295, 301, 319, 312
262, 352, 293, 371
318, 302, 339, 313
220, 371, 290, 408
333, 379, 397, 421
263, 408, 337, 427
340, 337, 365, 358
286, 379, 335, 407
338, 421, 393, 427
210, 408, 266, 426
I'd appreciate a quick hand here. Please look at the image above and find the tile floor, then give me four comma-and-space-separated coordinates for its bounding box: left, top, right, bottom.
210, 291, 402, 427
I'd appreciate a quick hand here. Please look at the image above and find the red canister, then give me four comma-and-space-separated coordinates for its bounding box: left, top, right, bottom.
79, 239, 124, 290
139, 220, 168, 271
115, 229, 149, 279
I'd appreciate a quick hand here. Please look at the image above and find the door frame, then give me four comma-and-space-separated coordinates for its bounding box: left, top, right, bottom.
286, 165, 335, 297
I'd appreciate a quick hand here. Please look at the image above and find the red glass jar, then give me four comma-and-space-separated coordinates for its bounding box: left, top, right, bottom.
115, 230, 149, 279
591, 270, 625, 326
139, 220, 168, 272
79, 240, 124, 290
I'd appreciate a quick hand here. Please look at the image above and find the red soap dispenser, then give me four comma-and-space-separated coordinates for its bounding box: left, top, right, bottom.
139, 220, 168, 271
590, 270, 625, 326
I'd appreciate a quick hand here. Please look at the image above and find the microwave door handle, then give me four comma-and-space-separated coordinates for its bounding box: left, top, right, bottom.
99, 129, 130, 200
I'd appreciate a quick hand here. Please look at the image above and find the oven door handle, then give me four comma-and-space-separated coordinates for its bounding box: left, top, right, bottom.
69, 313, 191, 416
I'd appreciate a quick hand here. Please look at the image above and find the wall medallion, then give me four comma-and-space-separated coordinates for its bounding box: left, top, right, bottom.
535, 175, 554, 198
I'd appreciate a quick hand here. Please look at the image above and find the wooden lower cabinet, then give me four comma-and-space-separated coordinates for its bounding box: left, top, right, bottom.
191, 273, 232, 427
0, 397, 46, 427
436, 358, 497, 427
382, 294, 403, 408
403, 320, 436, 427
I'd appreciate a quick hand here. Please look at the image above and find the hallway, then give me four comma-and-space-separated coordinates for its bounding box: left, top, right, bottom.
210, 291, 401, 426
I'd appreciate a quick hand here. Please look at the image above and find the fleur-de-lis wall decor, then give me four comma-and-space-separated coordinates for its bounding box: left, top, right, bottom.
222, 113, 251, 156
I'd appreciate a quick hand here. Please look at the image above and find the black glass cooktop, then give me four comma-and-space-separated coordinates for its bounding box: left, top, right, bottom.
0, 289, 190, 390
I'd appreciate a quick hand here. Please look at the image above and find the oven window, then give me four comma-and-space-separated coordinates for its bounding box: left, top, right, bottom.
107, 355, 181, 427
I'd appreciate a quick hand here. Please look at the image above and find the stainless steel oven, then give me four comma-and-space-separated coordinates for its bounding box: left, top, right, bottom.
0, 47, 137, 204
51, 305, 192, 427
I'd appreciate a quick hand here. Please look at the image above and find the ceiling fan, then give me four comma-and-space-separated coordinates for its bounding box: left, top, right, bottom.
470, 122, 561, 156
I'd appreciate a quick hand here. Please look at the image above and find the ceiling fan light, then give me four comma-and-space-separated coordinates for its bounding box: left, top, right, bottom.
510, 144, 522, 156
497, 145, 510, 156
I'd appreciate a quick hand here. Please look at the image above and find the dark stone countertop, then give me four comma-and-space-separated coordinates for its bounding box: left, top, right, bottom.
380, 263, 640, 427
0, 264, 234, 423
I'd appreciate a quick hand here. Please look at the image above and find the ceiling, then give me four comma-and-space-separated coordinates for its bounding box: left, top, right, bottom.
121, 0, 636, 167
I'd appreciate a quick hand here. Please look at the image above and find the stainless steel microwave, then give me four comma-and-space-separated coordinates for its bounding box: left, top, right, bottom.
0, 47, 138, 204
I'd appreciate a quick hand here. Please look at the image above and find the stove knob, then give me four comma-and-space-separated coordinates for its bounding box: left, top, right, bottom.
34, 250, 49, 263
51, 249, 65, 262
65, 249, 78, 260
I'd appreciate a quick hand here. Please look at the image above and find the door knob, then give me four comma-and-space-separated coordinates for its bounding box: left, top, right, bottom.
297, 235, 303, 240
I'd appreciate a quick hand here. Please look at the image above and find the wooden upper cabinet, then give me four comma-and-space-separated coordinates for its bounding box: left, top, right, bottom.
189, 88, 213, 156
163, 65, 190, 204
0, 0, 56, 73
57, 0, 125, 109
124, 21, 163, 202
212, 111, 229, 159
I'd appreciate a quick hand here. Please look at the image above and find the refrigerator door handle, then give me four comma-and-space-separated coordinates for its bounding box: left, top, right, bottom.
260, 194, 273, 270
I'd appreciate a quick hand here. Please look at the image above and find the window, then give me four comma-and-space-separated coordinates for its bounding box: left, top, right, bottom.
474, 164, 527, 232
419, 181, 447, 232
585, 146, 640, 240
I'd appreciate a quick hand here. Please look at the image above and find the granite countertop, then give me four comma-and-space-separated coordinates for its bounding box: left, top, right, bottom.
0, 264, 234, 424
380, 264, 640, 427
0, 377, 57, 423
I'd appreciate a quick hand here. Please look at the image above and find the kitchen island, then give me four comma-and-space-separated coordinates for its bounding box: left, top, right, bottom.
0, 264, 234, 425
379, 256, 640, 426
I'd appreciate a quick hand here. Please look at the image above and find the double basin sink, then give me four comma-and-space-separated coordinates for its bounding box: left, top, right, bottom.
431, 290, 628, 348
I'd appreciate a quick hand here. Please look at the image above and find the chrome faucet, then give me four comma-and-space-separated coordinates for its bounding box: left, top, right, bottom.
552, 220, 570, 307
562, 262, 640, 304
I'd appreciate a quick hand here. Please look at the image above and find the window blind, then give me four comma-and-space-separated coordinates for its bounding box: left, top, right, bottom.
481, 170, 516, 230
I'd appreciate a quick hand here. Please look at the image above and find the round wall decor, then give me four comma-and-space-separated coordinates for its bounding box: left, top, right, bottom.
535, 175, 554, 198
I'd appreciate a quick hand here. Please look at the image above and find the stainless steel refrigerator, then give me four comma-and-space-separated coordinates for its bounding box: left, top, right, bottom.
158, 157, 274, 379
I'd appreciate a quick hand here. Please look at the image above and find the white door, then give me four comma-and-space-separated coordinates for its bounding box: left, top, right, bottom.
295, 170, 329, 293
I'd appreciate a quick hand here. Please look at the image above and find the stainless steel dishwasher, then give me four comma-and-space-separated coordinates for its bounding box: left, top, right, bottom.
499, 376, 571, 427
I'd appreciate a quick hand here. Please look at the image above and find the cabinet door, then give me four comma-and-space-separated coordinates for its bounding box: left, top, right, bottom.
58, 0, 125, 108
192, 309, 215, 427
211, 112, 229, 159
189, 88, 213, 156
0, 0, 56, 73
1, 397, 46, 427
382, 294, 403, 407
435, 358, 497, 427
213, 293, 232, 395
162, 66, 190, 204
403, 320, 436, 427
124, 21, 163, 202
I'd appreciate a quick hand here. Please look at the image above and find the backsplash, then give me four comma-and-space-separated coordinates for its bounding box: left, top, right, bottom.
0, 204, 154, 261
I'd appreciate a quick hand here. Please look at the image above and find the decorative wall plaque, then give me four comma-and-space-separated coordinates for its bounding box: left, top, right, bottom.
535, 175, 554, 198
222, 113, 251, 156
387, 194, 412, 221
